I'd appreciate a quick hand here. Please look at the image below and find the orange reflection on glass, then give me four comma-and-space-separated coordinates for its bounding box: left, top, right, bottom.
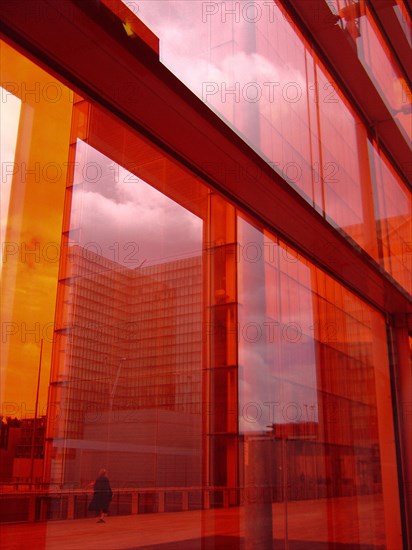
0, 40, 72, 417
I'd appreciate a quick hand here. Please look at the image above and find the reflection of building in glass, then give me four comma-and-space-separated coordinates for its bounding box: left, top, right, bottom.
0, 417, 46, 483
46, 243, 383, 499
0, 419, 22, 482
45, 246, 203, 487
15, 417, 46, 460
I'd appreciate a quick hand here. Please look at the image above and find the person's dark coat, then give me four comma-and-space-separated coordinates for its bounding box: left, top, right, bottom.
88, 475, 113, 513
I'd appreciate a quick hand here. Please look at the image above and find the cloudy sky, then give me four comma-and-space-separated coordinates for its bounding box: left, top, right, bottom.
122, 0, 410, 232
237, 218, 318, 433
71, 140, 203, 267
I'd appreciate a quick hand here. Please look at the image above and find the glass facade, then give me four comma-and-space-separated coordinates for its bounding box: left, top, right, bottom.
328, 0, 411, 142
131, 0, 411, 294
1, 1, 410, 549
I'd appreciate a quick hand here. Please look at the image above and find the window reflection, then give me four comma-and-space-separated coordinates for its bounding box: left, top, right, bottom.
356, 2, 411, 142
47, 138, 204, 488
238, 218, 318, 437
71, 140, 202, 266
326, 0, 411, 141
394, 1, 412, 47
238, 215, 397, 549
0, 25, 407, 550
368, 140, 412, 294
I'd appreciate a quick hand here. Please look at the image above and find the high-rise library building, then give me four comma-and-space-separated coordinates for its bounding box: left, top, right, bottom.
1, 1, 411, 548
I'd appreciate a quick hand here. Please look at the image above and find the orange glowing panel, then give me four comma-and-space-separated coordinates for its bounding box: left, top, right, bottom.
0, 40, 73, 417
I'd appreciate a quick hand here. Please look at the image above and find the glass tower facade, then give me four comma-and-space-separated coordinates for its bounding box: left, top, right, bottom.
1, 1, 411, 549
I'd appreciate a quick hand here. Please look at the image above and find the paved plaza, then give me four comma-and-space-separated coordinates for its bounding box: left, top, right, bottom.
1, 496, 386, 549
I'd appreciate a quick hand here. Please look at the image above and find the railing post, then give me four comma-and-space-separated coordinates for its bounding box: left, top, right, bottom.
203, 489, 210, 509
223, 488, 229, 508
28, 495, 37, 522
39, 496, 47, 521
67, 493, 75, 520
131, 492, 139, 514
158, 491, 165, 513
6, 486, 217, 523
182, 490, 189, 511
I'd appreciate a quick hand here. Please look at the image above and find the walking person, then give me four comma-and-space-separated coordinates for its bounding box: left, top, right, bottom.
88, 468, 113, 523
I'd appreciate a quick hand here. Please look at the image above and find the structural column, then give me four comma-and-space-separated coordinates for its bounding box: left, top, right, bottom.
391, 314, 412, 549
202, 192, 239, 539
